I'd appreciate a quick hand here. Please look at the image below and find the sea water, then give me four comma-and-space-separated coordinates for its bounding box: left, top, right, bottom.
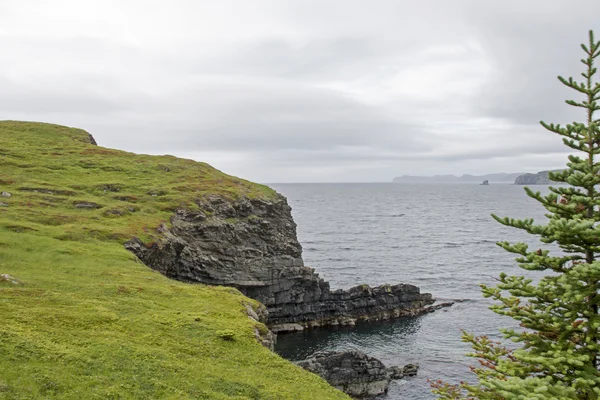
270, 183, 552, 399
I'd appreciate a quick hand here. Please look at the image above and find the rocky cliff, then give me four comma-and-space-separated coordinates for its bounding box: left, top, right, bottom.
125, 194, 442, 332
514, 169, 566, 185
514, 170, 553, 185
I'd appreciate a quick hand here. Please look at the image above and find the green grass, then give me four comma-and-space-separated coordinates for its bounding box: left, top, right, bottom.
0, 121, 348, 399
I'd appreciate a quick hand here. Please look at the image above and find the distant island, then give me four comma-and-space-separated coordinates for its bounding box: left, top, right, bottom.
392, 173, 524, 183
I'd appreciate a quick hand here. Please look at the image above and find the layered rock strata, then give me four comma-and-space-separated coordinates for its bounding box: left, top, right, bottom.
296, 350, 418, 398
125, 194, 442, 332
514, 170, 553, 185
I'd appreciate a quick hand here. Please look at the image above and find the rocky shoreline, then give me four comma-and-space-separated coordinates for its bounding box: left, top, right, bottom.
125, 193, 451, 397
125, 194, 450, 333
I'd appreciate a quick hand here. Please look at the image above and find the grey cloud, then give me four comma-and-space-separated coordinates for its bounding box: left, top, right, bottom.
0, 0, 597, 182
94, 81, 433, 154
198, 37, 382, 80
467, 0, 600, 125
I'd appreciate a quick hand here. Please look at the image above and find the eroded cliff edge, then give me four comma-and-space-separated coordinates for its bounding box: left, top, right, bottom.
125, 193, 442, 332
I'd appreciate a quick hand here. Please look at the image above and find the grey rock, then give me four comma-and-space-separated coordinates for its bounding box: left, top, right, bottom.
244, 302, 276, 350
74, 201, 103, 209
125, 194, 441, 331
1, 191, 11, 197
296, 350, 417, 398
0, 274, 21, 285
101, 184, 121, 192
0, 202, 7, 207
402, 363, 419, 377
18, 187, 76, 196
87, 133, 98, 145
147, 189, 167, 197
386, 363, 418, 379
387, 366, 404, 380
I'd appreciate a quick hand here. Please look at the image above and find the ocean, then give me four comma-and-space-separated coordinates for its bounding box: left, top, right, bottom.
269, 183, 552, 399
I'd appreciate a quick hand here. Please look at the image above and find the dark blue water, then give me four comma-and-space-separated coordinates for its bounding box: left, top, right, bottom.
269, 183, 551, 399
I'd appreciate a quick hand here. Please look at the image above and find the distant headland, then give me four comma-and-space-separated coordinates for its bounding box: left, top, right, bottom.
513, 170, 561, 185
392, 173, 524, 183
392, 170, 564, 185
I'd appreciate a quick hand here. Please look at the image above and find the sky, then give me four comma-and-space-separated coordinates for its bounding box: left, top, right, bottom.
1, 0, 599, 182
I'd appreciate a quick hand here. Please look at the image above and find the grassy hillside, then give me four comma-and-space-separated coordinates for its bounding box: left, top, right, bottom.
0, 121, 348, 399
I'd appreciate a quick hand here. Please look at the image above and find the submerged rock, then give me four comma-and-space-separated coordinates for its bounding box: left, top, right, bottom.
125, 194, 444, 332
296, 350, 417, 398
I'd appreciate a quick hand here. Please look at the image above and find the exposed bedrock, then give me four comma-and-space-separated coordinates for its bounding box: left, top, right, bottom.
125, 194, 446, 332
296, 350, 419, 398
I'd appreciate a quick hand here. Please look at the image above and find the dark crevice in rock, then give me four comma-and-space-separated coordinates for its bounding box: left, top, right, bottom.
125, 194, 449, 333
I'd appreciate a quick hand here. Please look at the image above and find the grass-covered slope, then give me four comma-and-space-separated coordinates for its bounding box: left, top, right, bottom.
0, 121, 348, 399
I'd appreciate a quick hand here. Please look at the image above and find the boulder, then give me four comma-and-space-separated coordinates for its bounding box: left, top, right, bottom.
295, 350, 417, 398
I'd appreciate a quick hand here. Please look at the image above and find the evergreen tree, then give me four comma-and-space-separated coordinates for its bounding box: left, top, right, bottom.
432, 31, 600, 399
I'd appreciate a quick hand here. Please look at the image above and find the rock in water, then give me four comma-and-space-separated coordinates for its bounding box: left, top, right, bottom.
295, 350, 417, 398
125, 194, 442, 331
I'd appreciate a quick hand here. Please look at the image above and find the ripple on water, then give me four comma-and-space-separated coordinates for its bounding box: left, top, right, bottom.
270, 183, 551, 399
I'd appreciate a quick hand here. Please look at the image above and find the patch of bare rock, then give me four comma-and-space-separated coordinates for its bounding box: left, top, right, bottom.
296, 349, 418, 398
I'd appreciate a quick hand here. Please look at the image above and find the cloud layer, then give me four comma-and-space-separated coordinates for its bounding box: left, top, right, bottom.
1, 0, 599, 182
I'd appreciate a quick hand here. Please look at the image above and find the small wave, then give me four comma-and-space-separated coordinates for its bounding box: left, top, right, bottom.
361, 213, 406, 218
442, 242, 463, 248
475, 239, 498, 244
435, 298, 479, 303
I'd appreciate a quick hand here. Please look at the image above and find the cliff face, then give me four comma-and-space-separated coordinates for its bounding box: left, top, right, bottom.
514, 170, 553, 185
125, 194, 438, 332
514, 169, 568, 185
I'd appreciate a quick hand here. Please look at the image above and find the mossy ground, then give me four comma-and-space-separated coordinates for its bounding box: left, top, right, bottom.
0, 121, 348, 399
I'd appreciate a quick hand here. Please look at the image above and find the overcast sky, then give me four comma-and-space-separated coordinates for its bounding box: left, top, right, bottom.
1, 1, 599, 182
